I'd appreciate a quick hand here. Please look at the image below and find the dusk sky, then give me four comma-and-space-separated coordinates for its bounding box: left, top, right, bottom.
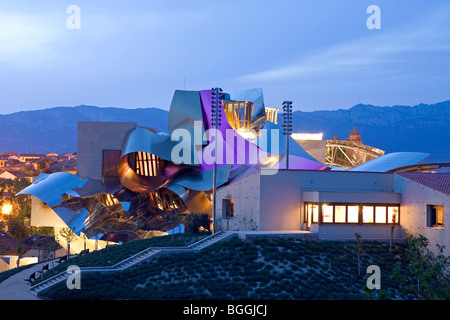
0, 0, 449, 114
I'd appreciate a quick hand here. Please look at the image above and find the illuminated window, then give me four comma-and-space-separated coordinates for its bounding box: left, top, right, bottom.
224, 101, 254, 131
322, 204, 333, 223
312, 204, 319, 223
98, 194, 118, 207
306, 204, 312, 223
362, 206, 374, 223
388, 207, 399, 224
347, 206, 359, 223
375, 206, 387, 223
427, 205, 444, 228
222, 199, 234, 219
304, 202, 400, 225
305, 204, 320, 224
152, 191, 183, 211
132, 152, 162, 177
265, 108, 278, 124
335, 206, 346, 223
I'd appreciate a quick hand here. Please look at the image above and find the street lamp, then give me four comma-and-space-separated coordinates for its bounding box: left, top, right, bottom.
210, 87, 223, 234
1, 203, 12, 215
281, 101, 293, 169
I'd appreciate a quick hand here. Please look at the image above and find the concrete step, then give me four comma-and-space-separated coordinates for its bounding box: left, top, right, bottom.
189, 232, 234, 250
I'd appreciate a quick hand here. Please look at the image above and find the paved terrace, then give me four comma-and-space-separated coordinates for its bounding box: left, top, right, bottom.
0, 262, 47, 300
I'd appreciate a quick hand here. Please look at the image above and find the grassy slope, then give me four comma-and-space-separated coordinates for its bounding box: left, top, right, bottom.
30, 232, 210, 285
39, 237, 408, 300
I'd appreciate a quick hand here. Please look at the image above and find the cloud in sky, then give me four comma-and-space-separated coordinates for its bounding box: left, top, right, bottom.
0, 1, 449, 113
0, 12, 63, 67
238, 5, 450, 83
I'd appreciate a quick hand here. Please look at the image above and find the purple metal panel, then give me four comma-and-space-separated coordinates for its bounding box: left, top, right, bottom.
199, 89, 272, 169
277, 154, 330, 171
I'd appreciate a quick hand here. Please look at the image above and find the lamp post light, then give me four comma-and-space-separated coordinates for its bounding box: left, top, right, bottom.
281, 101, 293, 169
1, 203, 12, 215
211, 87, 223, 234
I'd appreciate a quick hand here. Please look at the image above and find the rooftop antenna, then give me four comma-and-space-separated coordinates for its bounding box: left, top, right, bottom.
210, 87, 223, 234
281, 101, 293, 169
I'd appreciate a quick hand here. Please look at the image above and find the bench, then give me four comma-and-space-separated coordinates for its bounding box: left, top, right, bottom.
36, 263, 49, 274
55, 255, 68, 264
78, 249, 90, 256
24, 272, 36, 284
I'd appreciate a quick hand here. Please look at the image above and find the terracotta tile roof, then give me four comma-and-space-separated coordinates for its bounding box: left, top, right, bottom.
0, 232, 18, 253
23, 234, 62, 250
395, 172, 450, 196
2, 170, 32, 177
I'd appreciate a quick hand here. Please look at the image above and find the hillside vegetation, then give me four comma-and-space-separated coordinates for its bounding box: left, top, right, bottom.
31, 232, 211, 285
39, 236, 424, 300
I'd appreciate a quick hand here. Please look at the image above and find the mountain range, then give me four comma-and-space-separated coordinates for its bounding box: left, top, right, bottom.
1, 100, 449, 163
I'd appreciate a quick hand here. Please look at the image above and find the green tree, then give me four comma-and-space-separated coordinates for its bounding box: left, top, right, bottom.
15, 240, 26, 268
8, 159, 21, 166
355, 232, 363, 275
0, 219, 6, 234
390, 211, 398, 253
7, 217, 29, 240
36, 158, 52, 172
33, 234, 43, 263
57, 227, 77, 259
0, 177, 33, 239
32, 226, 54, 237
393, 230, 450, 299
185, 213, 210, 234
42, 239, 60, 269
169, 214, 185, 242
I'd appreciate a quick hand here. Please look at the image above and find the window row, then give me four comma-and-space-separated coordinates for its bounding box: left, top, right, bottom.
305, 203, 399, 224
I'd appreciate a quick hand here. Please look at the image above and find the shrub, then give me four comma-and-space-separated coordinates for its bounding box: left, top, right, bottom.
393, 231, 450, 299
37, 237, 414, 300
185, 213, 211, 234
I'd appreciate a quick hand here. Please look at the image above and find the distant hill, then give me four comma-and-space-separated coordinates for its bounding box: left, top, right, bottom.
288, 100, 450, 163
0, 105, 169, 154
1, 101, 449, 163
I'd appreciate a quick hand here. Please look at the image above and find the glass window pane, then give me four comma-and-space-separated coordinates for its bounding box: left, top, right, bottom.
388, 207, 399, 224
222, 199, 234, 219
347, 206, 359, 223
312, 204, 319, 223
375, 206, 387, 223
437, 207, 444, 226
431, 207, 438, 226
363, 206, 374, 223
335, 206, 346, 223
322, 205, 333, 223
306, 204, 312, 222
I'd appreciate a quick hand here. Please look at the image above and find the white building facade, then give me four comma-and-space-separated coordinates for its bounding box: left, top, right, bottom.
215, 169, 449, 255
